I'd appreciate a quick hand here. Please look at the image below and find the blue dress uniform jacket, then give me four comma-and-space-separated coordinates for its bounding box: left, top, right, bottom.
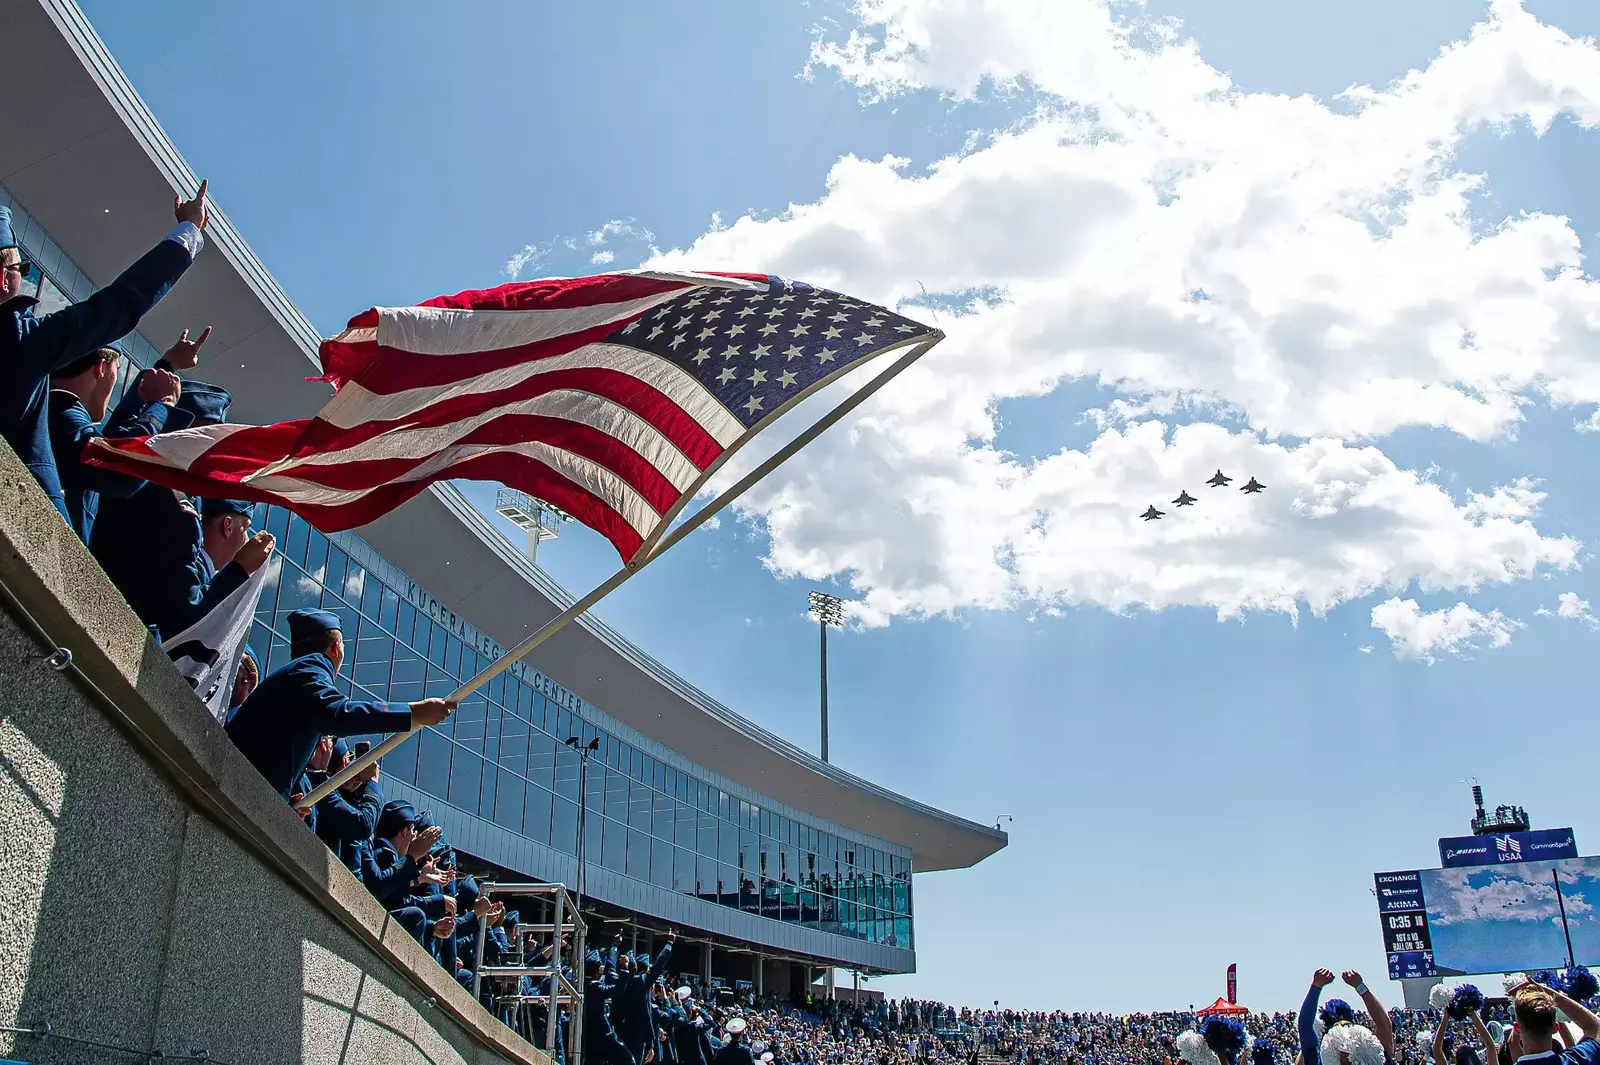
49, 386, 183, 544
584, 973, 631, 1065
712, 1037, 755, 1065
670, 1010, 711, 1065
358, 837, 421, 909
226, 652, 413, 799
90, 478, 248, 642
613, 942, 673, 1054
314, 780, 383, 876
1, 228, 198, 521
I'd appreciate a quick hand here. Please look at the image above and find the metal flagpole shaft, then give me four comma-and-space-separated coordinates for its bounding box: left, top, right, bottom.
296, 563, 635, 809
1556, 869, 1576, 968
299, 330, 943, 810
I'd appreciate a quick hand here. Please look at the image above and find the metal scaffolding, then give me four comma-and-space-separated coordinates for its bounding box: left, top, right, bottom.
470, 881, 586, 1064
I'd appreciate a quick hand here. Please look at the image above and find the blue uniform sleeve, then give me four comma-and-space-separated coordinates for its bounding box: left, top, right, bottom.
158, 558, 250, 639
297, 670, 413, 737
649, 940, 674, 984
360, 848, 419, 907
1562, 1039, 1600, 1065
50, 393, 170, 500
13, 231, 198, 380
314, 781, 380, 846
1299, 984, 1322, 1065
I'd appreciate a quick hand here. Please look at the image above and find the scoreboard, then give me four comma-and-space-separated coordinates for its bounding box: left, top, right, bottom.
1374, 871, 1437, 980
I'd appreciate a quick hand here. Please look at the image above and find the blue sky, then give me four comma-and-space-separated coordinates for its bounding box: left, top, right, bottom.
80, 0, 1600, 1011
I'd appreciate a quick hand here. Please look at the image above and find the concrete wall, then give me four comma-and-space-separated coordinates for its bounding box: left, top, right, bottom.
0, 446, 548, 1065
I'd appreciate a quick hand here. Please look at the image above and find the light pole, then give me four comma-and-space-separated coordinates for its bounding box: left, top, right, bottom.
565, 736, 600, 914
808, 591, 844, 762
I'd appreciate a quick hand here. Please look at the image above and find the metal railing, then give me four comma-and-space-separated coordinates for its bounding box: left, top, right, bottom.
470, 882, 586, 1065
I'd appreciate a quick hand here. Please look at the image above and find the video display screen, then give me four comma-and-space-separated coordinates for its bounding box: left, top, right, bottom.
1421, 856, 1600, 976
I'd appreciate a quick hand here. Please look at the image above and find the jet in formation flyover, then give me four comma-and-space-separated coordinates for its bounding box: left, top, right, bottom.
1142, 471, 1265, 518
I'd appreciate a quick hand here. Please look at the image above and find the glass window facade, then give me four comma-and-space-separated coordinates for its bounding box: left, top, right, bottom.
252, 504, 913, 948
3, 181, 913, 949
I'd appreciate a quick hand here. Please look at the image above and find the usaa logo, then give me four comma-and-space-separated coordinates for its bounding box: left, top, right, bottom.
1495, 835, 1523, 862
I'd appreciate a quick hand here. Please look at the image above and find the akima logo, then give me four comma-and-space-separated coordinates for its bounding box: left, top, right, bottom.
1496, 836, 1523, 862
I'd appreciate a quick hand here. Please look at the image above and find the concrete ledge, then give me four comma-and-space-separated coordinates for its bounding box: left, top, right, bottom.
0, 441, 549, 1065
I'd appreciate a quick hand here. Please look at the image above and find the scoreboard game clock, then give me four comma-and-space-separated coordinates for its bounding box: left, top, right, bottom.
1375, 870, 1437, 980
1382, 910, 1433, 955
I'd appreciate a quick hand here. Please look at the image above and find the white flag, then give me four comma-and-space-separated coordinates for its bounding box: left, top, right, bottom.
160, 563, 270, 722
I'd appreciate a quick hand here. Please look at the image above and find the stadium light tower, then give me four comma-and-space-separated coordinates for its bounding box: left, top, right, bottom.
496, 489, 573, 564
808, 591, 845, 762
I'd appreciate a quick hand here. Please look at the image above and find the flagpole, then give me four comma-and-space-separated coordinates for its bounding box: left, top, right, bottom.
297, 330, 943, 810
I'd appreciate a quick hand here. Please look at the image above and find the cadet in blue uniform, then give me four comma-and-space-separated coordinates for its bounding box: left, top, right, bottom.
611, 933, 676, 1065
226, 608, 455, 799
0, 185, 208, 521
669, 989, 712, 1065
46, 343, 182, 543
584, 951, 631, 1065
713, 1018, 756, 1065
90, 380, 274, 640
359, 800, 448, 944
314, 748, 382, 877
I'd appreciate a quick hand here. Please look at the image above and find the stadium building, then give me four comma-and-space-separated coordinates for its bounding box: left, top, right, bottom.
4, 0, 1006, 998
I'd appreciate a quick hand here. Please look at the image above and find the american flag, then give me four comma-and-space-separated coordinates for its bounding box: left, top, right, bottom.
84, 271, 939, 563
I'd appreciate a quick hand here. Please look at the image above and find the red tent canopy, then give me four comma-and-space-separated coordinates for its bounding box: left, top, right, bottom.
1197, 998, 1249, 1017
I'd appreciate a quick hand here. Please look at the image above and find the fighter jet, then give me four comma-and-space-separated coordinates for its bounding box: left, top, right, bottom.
1140, 505, 1165, 521
1206, 470, 1232, 488
1241, 477, 1265, 494
1173, 490, 1197, 507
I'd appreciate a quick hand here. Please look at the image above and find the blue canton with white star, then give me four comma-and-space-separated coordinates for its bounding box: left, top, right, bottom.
603, 276, 936, 430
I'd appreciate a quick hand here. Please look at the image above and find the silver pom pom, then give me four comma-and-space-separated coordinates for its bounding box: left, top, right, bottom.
1504, 973, 1529, 996
1417, 1030, 1435, 1049
1323, 1025, 1385, 1065
1179, 1031, 1223, 1065
1430, 984, 1452, 1010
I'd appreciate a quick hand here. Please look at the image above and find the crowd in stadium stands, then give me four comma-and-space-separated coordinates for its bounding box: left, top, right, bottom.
13, 191, 1600, 1065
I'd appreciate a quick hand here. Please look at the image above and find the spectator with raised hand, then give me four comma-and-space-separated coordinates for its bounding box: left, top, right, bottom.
1300, 968, 1388, 1065
47, 342, 180, 543
90, 377, 275, 641
1341, 971, 1396, 1063
1508, 979, 1600, 1065
313, 751, 381, 876
0, 184, 208, 522
226, 609, 455, 801
358, 800, 441, 944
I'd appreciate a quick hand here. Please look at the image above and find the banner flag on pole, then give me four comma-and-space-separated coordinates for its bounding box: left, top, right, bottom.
85, 271, 940, 562
1227, 963, 1237, 1004
160, 562, 269, 722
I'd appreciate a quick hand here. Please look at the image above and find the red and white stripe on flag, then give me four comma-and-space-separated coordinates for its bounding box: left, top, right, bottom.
83, 270, 934, 563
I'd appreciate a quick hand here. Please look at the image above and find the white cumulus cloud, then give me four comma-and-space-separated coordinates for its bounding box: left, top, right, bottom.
1536, 590, 1597, 627
1370, 597, 1521, 661
639, 0, 1600, 628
